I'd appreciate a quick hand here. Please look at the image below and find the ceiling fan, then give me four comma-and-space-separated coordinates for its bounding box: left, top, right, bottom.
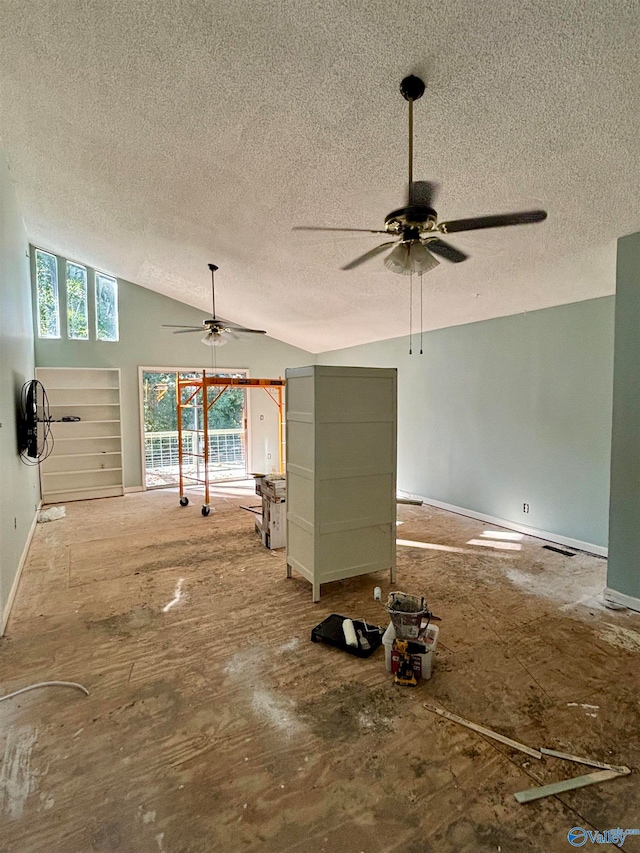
163, 263, 267, 346
294, 75, 547, 275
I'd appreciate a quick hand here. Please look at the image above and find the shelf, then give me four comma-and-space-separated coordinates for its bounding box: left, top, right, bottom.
49, 403, 120, 408
50, 451, 121, 459
36, 367, 123, 503
43, 467, 122, 476
50, 419, 120, 424
46, 386, 119, 391
43, 485, 124, 500
54, 435, 122, 441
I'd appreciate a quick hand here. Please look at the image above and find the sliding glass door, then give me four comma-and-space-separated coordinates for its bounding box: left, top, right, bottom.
141, 369, 247, 488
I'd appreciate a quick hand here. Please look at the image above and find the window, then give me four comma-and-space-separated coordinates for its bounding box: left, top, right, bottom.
66, 262, 88, 339
35, 249, 60, 338
96, 273, 119, 341
33, 247, 120, 342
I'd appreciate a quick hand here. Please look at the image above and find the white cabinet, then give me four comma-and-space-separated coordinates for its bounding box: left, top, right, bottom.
35, 367, 124, 503
285, 365, 397, 601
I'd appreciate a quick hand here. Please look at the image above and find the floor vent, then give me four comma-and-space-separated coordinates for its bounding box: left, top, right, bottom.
543, 545, 576, 557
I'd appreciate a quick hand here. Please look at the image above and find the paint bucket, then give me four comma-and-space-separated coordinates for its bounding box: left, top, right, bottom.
386, 591, 430, 640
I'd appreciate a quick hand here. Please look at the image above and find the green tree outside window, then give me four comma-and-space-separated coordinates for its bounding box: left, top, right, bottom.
96, 273, 119, 341
35, 249, 60, 338
67, 262, 88, 339
144, 372, 245, 433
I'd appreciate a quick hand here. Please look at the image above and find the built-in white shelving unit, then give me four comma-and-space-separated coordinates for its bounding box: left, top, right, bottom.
35, 367, 124, 503
285, 365, 397, 601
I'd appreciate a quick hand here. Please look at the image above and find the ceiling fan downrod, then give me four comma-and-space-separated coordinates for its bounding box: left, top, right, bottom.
400, 75, 426, 193
208, 263, 218, 318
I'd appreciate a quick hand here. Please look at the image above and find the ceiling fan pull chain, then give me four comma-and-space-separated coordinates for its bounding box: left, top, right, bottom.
420, 271, 424, 355
409, 270, 413, 355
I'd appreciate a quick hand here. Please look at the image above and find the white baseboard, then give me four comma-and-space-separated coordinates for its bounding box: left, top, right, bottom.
400, 492, 608, 558
1, 503, 40, 636
124, 486, 144, 494
603, 587, 640, 613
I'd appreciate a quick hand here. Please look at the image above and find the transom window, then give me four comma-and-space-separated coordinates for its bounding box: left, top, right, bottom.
96, 272, 118, 341
34, 248, 119, 342
35, 249, 60, 338
67, 261, 88, 339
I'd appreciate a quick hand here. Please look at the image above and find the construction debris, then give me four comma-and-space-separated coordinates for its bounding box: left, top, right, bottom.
423, 704, 632, 803
423, 703, 543, 760
539, 747, 630, 775
514, 768, 629, 803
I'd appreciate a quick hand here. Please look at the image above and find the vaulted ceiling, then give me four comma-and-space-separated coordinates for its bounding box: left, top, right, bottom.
1, 1, 638, 352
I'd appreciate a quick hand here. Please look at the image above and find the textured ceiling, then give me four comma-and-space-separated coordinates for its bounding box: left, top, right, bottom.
1, 0, 638, 352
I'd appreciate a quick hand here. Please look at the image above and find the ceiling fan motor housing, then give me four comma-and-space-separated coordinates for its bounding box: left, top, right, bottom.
385, 205, 438, 235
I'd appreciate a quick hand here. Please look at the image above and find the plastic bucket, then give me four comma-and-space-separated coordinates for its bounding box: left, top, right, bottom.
386, 591, 430, 639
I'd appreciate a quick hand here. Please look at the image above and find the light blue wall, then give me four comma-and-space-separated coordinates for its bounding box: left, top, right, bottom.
33, 264, 314, 488
319, 297, 614, 550
608, 232, 640, 600
0, 150, 40, 633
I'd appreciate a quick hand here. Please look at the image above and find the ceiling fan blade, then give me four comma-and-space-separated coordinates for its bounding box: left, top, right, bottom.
162, 324, 203, 329
342, 241, 398, 271
426, 238, 469, 263
220, 321, 266, 334
409, 180, 438, 207
172, 328, 203, 334
439, 210, 547, 234
293, 226, 388, 234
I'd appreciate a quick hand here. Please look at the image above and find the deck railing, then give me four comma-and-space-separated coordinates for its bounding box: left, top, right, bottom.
145, 428, 245, 477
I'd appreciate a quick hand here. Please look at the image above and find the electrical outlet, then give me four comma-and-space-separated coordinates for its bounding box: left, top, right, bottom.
267, 453, 271, 459
523, 503, 530, 514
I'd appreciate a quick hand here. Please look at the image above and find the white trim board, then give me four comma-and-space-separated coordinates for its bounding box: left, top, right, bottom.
123, 486, 143, 494
399, 492, 608, 558
604, 587, 640, 614
1, 503, 40, 636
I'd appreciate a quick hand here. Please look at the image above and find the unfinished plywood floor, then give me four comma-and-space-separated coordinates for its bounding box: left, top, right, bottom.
2, 486, 640, 853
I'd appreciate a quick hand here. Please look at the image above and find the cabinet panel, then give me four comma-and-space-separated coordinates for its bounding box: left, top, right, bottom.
317, 422, 395, 476
317, 524, 395, 577
316, 473, 395, 530
286, 472, 314, 530
286, 421, 314, 475
316, 374, 396, 423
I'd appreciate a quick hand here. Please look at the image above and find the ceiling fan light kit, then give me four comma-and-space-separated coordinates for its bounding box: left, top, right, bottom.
384, 241, 440, 276
201, 331, 229, 347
